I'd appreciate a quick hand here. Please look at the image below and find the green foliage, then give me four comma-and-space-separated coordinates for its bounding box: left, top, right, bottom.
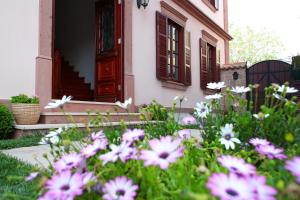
10, 94, 39, 104
230, 24, 284, 65
144, 100, 168, 121
0, 104, 14, 139
0, 153, 39, 199
292, 55, 300, 69
0, 134, 43, 150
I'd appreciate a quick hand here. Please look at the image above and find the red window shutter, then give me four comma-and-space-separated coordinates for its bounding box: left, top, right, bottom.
184, 31, 192, 86
156, 12, 168, 80
200, 39, 208, 89
216, 50, 221, 82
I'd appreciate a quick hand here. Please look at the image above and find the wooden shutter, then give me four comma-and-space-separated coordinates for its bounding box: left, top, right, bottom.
156, 12, 168, 80
184, 31, 192, 86
200, 39, 208, 89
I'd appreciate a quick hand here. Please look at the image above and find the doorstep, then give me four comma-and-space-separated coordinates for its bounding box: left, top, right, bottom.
13, 121, 159, 138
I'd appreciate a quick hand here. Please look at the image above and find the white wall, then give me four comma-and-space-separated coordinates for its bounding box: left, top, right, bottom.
0, 0, 39, 99
55, 0, 95, 89
132, 0, 226, 108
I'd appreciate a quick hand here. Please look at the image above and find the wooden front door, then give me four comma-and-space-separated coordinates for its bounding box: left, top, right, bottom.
95, 0, 123, 102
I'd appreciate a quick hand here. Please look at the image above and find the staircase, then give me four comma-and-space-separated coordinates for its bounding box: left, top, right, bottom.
53, 50, 94, 101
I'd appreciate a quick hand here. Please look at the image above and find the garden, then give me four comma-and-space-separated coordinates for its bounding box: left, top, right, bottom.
1, 82, 300, 200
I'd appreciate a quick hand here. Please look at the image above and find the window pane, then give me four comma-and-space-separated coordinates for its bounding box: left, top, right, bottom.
100, 2, 115, 52
173, 66, 179, 80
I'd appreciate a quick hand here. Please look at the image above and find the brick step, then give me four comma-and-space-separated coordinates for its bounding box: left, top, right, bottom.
45, 101, 133, 113
39, 112, 141, 124
13, 121, 159, 138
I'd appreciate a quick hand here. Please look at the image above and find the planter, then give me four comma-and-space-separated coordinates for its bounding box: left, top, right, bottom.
11, 103, 41, 125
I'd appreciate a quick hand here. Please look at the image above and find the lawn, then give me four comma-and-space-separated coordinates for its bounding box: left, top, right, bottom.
0, 134, 42, 150
0, 152, 38, 200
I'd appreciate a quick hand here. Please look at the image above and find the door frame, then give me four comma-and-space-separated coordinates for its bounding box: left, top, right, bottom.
36, 0, 133, 107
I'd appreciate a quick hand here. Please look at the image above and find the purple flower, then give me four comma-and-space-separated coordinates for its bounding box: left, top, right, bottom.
25, 172, 39, 182
99, 142, 137, 165
178, 129, 192, 140
91, 130, 107, 141
285, 157, 300, 183
81, 139, 108, 158
43, 171, 84, 200
218, 155, 256, 177
249, 138, 270, 147
102, 176, 138, 200
256, 144, 287, 160
82, 172, 97, 185
140, 136, 184, 170
122, 129, 145, 143
248, 175, 277, 200
207, 173, 255, 200
53, 153, 83, 173
181, 116, 197, 125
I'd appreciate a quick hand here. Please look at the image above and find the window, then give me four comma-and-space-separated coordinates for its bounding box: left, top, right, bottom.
167, 21, 180, 81
200, 31, 220, 90
156, 12, 191, 86
202, 0, 219, 12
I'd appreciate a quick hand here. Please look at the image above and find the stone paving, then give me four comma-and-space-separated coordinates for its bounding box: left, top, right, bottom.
1, 145, 53, 168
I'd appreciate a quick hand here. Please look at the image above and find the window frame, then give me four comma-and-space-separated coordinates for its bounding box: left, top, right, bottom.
202, 0, 219, 12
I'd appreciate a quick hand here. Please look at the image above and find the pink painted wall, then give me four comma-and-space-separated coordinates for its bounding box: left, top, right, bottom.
0, 0, 39, 99
131, 0, 226, 108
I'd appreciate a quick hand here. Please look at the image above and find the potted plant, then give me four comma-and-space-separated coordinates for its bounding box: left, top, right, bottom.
10, 94, 40, 125
291, 55, 300, 80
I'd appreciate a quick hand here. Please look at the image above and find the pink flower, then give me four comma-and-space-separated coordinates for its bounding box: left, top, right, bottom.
181, 116, 197, 125
53, 153, 83, 173
285, 157, 300, 183
102, 176, 138, 200
178, 129, 192, 140
99, 142, 137, 165
25, 172, 39, 181
207, 173, 255, 200
91, 130, 107, 141
248, 175, 277, 200
256, 144, 287, 160
249, 138, 270, 147
140, 136, 184, 170
218, 155, 256, 177
81, 139, 108, 158
43, 171, 84, 200
122, 129, 145, 143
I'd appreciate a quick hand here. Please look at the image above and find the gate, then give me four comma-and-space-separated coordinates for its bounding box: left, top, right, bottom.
246, 60, 292, 109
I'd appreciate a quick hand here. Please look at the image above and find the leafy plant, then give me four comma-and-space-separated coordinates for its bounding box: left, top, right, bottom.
0, 104, 14, 139
143, 100, 168, 121
10, 94, 39, 104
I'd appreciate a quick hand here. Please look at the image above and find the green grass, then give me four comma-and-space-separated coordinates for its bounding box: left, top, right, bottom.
0, 153, 38, 200
0, 134, 43, 150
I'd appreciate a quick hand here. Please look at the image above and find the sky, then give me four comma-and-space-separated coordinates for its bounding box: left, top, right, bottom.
228, 0, 300, 61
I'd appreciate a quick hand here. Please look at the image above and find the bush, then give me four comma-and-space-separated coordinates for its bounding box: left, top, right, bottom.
0, 105, 14, 139
10, 94, 39, 104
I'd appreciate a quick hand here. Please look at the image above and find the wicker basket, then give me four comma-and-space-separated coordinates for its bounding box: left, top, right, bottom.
11, 103, 41, 125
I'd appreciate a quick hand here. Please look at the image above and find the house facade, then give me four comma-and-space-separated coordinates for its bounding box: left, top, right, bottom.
0, 0, 232, 110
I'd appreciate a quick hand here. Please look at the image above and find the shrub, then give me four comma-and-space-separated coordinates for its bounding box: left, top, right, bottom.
0, 105, 14, 139
10, 94, 39, 104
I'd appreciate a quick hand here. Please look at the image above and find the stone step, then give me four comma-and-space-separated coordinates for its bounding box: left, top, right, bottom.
39, 112, 141, 124
14, 121, 158, 138
45, 100, 134, 112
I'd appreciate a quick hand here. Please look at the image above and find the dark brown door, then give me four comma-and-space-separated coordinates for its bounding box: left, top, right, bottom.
95, 0, 123, 102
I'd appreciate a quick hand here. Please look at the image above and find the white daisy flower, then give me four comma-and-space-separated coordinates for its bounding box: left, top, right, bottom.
276, 85, 298, 94
273, 93, 288, 102
39, 128, 64, 145
207, 82, 226, 90
174, 96, 188, 102
231, 86, 251, 94
205, 93, 222, 100
116, 98, 132, 109
219, 124, 241, 150
253, 113, 270, 120
45, 95, 72, 109
194, 102, 211, 119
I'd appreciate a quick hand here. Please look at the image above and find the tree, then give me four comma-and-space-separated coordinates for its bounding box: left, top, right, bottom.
229, 25, 284, 65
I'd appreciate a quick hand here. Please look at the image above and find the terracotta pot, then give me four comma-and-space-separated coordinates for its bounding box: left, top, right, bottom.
11, 103, 41, 125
